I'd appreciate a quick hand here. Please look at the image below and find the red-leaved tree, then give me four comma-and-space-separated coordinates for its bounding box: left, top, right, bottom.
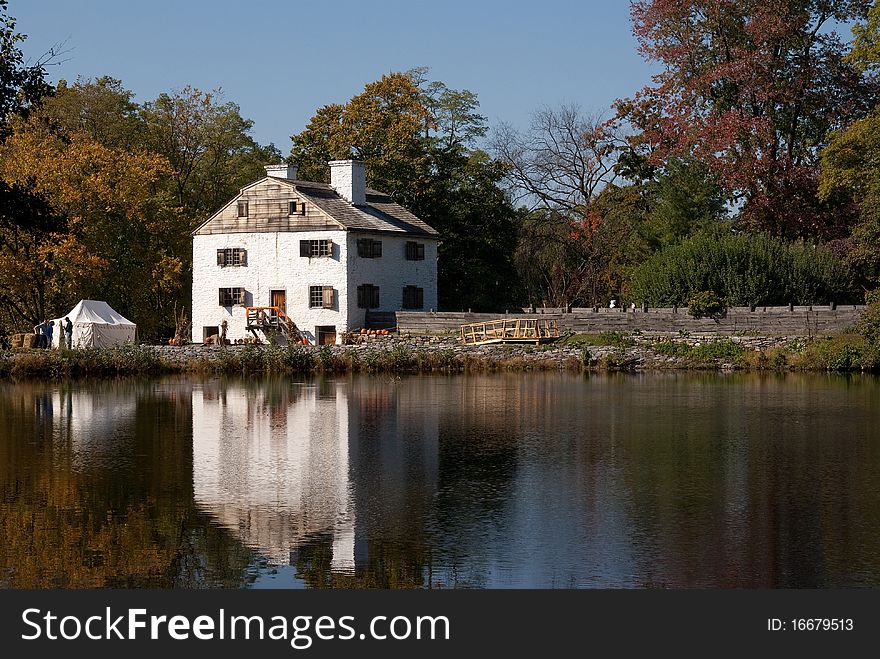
617, 0, 878, 238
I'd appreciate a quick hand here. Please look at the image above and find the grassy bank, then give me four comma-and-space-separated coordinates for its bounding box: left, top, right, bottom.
0, 345, 170, 378
1, 333, 879, 379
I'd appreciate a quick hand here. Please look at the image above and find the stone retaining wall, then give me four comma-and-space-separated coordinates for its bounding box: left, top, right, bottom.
373, 306, 864, 337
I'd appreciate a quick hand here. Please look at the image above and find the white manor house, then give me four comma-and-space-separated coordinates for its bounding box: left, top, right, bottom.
191, 160, 439, 345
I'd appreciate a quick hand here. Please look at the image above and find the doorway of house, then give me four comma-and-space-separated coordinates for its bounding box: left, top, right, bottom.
316, 325, 336, 345
271, 290, 286, 314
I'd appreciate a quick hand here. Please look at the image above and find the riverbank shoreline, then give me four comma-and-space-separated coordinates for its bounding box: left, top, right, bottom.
1, 330, 878, 378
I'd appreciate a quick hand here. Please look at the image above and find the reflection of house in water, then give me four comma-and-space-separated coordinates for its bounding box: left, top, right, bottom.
191, 378, 441, 581
192, 381, 356, 570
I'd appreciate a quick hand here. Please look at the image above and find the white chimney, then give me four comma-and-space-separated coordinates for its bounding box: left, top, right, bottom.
329, 160, 366, 206
264, 164, 298, 180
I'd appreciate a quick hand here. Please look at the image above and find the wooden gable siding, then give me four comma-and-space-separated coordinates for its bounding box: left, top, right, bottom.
195, 180, 342, 235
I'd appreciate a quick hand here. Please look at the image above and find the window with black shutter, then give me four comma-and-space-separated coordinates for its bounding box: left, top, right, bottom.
405, 241, 425, 261
357, 238, 382, 258
357, 284, 380, 309
402, 285, 424, 310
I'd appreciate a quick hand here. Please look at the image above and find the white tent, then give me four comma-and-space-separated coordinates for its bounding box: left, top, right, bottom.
51, 299, 137, 348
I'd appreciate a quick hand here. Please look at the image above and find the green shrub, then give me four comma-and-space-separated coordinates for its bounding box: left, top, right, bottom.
858, 289, 880, 347
690, 340, 745, 360
628, 231, 851, 307
798, 334, 879, 371
769, 352, 788, 370
283, 346, 315, 372
687, 290, 725, 317
652, 339, 744, 361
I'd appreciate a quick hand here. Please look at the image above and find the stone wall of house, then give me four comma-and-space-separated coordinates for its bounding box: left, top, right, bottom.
192, 229, 350, 343
367, 305, 865, 336
191, 230, 439, 344
346, 235, 438, 330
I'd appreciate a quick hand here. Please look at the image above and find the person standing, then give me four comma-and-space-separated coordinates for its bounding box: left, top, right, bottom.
33, 320, 46, 348
44, 320, 54, 349
64, 317, 73, 349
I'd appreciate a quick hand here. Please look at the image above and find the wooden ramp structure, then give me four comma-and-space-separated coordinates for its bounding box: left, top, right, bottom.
246, 306, 303, 344
460, 318, 560, 346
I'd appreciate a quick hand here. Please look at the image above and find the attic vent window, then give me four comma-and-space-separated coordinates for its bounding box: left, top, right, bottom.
357, 238, 383, 258
237, 200, 249, 217
289, 200, 305, 215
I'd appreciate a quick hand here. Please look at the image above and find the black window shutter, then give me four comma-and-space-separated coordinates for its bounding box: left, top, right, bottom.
219, 289, 225, 306
300, 240, 310, 257
373, 241, 382, 258
217, 250, 225, 266
357, 285, 365, 308
372, 286, 380, 308
240, 249, 247, 266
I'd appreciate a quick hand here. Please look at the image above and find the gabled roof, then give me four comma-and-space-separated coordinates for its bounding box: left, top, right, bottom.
193, 175, 439, 237
277, 178, 439, 236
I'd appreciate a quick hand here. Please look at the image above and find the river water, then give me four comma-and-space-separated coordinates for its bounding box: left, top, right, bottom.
1, 372, 878, 588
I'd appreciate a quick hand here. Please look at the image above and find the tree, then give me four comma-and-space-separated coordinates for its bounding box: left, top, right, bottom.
0, 0, 55, 331
289, 103, 345, 183
617, 0, 878, 238
493, 105, 626, 305
44, 77, 143, 150
430, 150, 522, 311
0, 112, 178, 337
141, 86, 280, 221
819, 4, 880, 289
291, 72, 431, 207
493, 105, 620, 217
850, 0, 880, 72
0, 0, 52, 137
292, 71, 522, 310
640, 158, 728, 250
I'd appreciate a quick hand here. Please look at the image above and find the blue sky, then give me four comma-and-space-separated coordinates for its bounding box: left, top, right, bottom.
16, 0, 652, 151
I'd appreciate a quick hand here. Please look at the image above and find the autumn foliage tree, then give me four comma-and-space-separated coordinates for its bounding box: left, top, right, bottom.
292, 71, 521, 310
618, 0, 878, 238
0, 112, 177, 336
820, 1, 880, 289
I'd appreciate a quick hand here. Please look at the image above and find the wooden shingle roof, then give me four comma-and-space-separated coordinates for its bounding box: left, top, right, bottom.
288, 179, 438, 236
